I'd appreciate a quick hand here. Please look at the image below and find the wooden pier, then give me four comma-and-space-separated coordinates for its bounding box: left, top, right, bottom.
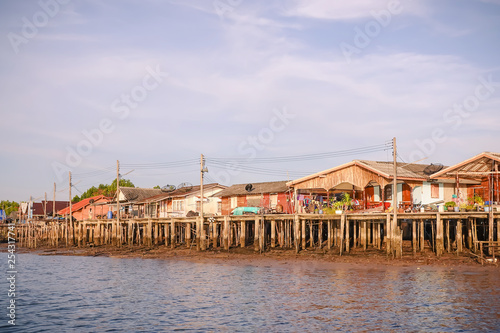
2, 212, 499, 261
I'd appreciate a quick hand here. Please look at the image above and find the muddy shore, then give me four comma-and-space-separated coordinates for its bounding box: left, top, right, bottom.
3, 242, 497, 270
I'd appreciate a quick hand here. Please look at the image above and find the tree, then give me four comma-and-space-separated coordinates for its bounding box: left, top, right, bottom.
153, 185, 161, 189
0, 200, 19, 215
71, 179, 135, 202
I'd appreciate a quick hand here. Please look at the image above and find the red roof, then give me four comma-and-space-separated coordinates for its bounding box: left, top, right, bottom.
58, 195, 110, 215
31, 201, 70, 216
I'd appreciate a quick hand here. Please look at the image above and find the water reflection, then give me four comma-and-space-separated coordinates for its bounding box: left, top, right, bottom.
0, 255, 499, 332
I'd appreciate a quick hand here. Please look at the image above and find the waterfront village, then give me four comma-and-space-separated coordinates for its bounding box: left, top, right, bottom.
3, 151, 500, 263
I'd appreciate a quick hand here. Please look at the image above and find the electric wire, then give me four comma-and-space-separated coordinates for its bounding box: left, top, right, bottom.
206, 143, 391, 164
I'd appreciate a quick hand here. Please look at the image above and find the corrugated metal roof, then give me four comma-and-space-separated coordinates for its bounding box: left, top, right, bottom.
358, 160, 435, 179
214, 181, 290, 197
119, 188, 163, 203
138, 183, 225, 203
58, 195, 110, 215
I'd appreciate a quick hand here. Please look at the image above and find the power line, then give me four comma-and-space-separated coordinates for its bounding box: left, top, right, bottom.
206, 143, 391, 164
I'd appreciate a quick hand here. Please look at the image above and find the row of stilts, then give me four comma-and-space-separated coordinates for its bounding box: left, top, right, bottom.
3, 212, 499, 258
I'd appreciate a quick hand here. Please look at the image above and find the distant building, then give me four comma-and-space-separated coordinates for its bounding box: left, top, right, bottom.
58, 195, 111, 221
213, 181, 293, 215
137, 183, 227, 218
287, 159, 480, 212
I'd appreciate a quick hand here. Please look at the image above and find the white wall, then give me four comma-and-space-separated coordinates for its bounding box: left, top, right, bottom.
186, 187, 225, 216
420, 181, 444, 205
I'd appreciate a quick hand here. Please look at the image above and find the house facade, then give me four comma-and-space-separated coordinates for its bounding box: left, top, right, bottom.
58, 195, 111, 220
138, 183, 227, 218
214, 181, 294, 215
287, 159, 479, 212
430, 152, 500, 205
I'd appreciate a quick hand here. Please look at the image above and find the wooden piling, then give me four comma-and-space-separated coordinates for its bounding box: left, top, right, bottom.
270, 219, 276, 248
170, 219, 176, 249
301, 218, 306, 250
436, 213, 444, 257
240, 221, 246, 248
489, 212, 494, 255
294, 215, 300, 253
456, 219, 463, 253
327, 220, 332, 250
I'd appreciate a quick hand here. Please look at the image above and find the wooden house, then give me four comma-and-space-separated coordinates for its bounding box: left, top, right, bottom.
19, 200, 69, 220
112, 187, 163, 218
430, 152, 500, 205
137, 183, 227, 218
287, 160, 479, 212
58, 195, 111, 220
213, 181, 294, 215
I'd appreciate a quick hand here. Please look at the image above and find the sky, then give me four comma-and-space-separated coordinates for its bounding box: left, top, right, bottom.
1, 0, 499, 202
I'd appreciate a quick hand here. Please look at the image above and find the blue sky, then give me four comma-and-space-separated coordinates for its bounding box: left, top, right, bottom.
1, 0, 499, 202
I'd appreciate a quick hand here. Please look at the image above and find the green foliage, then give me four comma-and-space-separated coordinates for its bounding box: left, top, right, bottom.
153, 185, 161, 189
72, 179, 135, 203
0, 200, 19, 215
444, 201, 456, 207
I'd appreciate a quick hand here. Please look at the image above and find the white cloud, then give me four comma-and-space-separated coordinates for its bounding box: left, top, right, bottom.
284, 0, 428, 20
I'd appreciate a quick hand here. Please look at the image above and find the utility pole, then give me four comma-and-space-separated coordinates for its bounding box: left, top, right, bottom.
53, 182, 56, 219
68, 171, 72, 247
199, 154, 206, 250
392, 137, 399, 258
44, 192, 47, 219
116, 160, 120, 246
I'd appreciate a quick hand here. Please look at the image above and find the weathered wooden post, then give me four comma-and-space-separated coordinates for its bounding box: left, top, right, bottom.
339, 214, 345, 255
456, 219, 463, 253
345, 216, 350, 253
240, 220, 245, 248
377, 222, 382, 249
386, 214, 392, 255
300, 218, 305, 250
294, 214, 300, 253
412, 220, 417, 255
185, 222, 191, 247
489, 211, 494, 255
223, 216, 229, 250
436, 213, 444, 257
170, 219, 176, 249
327, 220, 332, 249
419, 219, 424, 252
270, 219, 276, 248
446, 219, 451, 253
362, 221, 367, 251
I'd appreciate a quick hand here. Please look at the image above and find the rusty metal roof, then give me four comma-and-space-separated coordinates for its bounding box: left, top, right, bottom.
214, 181, 290, 197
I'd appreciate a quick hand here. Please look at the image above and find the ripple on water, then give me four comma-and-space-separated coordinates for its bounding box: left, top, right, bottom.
1, 254, 499, 332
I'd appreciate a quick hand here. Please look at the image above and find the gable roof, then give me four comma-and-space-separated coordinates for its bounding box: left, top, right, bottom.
58, 195, 110, 215
287, 160, 439, 187
138, 183, 226, 203
430, 152, 500, 180
118, 187, 163, 203
214, 181, 290, 197
31, 201, 70, 216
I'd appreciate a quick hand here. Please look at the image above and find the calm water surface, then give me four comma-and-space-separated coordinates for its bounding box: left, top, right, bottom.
1, 254, 499, 332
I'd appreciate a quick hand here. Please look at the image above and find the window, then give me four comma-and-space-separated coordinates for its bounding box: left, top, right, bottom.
218, 202, 222, 213
384, 185, 392, 200
173, 200, 184, 211
231, 197, 237, 208
431, 184, 440, 198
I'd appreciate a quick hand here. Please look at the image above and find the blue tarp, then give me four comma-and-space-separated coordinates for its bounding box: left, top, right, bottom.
231, 207, 261, 215
0, 209, 6, 220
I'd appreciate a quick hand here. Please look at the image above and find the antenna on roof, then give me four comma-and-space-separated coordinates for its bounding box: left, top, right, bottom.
161, 185, 176, 192
177, 182, 193, 192
245, 184, 254, 192
423, 163, 444, 175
